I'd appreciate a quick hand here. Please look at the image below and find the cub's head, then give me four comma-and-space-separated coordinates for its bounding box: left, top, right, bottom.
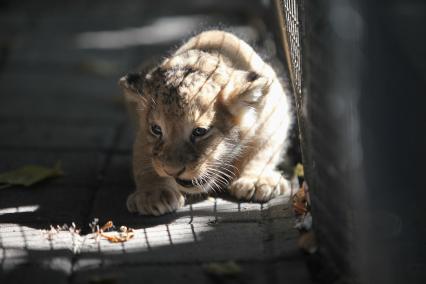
119, 50, 271, 193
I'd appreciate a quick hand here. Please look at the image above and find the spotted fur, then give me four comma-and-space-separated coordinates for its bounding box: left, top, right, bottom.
119, 30, 293, 216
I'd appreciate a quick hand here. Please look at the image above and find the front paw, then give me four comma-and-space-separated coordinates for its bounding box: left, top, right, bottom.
126, 188, 185, 216
229, 172, 289, 202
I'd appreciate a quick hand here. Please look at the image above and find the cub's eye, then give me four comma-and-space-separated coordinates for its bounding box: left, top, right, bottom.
150, 124, 162, 136
192, 127, 209, 137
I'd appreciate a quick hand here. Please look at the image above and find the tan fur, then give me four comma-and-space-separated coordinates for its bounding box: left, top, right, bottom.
119, 30, 292, 216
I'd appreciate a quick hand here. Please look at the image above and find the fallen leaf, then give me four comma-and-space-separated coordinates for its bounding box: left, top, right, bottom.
293, 203, 308, 215
293, 181, 313, 233
292, 185, 308, 216
294, 212, 313, 231
89, 277, 117, 284
203, 261, 241, 277
298, 231, 318, 254
94, 220, 135, 243
0, 162, 63, 189
294, 163, 304, 178
100, 220, 114, 231
98, 230, 135, 243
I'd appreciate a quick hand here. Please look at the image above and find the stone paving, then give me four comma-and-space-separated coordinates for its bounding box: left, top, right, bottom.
0, 0, 312, 283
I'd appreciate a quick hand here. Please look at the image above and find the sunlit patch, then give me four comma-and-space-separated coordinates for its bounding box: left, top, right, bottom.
0, 197, 294, 273
75, 16, 209, 49
0, 205, 40, 216
75, 16, 259, 50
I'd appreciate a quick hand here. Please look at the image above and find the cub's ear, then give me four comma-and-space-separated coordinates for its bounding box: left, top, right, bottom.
221, 70, 272, 114
118, 72, 144, 103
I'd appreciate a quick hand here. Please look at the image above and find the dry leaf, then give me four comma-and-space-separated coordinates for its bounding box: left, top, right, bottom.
292, 186, 308, 216
0, 162, 63, 189
89, 277, 117, 284
295, 212, 313, 231
203, 261, 241, 277
293, 181, 313, 231
294, 163, 304, 178
100, 220, 113, 231
298, 231, 317, 254
95, 220, 135, 243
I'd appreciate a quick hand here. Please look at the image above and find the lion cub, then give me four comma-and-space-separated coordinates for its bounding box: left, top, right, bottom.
119, 30, 293, 216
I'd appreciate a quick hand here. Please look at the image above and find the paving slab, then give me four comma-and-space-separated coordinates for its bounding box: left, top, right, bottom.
76, 194, 297, 265
0, 122, 118, 150
0, 0, 312, 282
90, 191, 267, 226
0, 150, 106, 225
0, 73, 126, 121
0, 183, 94, 225
71, 262, 278, 284
0, 224, 79, 253
0, 263, 70, 284
0, 224, 75, 283
4, 36, 136, 74
102, 154, 134, 186
116, 123, 135, 152
0, 150, 106, 186
74, 223, 264, 265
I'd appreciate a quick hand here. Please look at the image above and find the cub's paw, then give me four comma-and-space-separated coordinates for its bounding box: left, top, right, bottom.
126, 188, 185, 216
229, 172, 289, 202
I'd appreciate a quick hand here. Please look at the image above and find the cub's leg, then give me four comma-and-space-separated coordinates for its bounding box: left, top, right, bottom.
229, 150, 291, 202
127, 141, 184, 215
126, 176, 184, 216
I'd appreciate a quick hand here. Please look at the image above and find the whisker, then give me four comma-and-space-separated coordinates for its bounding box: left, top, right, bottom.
210, 167, 235, 179
209, 162, 238, 177
206, 168, 230, 185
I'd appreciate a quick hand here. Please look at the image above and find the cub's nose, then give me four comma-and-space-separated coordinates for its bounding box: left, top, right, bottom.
163, 166, 186, 177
